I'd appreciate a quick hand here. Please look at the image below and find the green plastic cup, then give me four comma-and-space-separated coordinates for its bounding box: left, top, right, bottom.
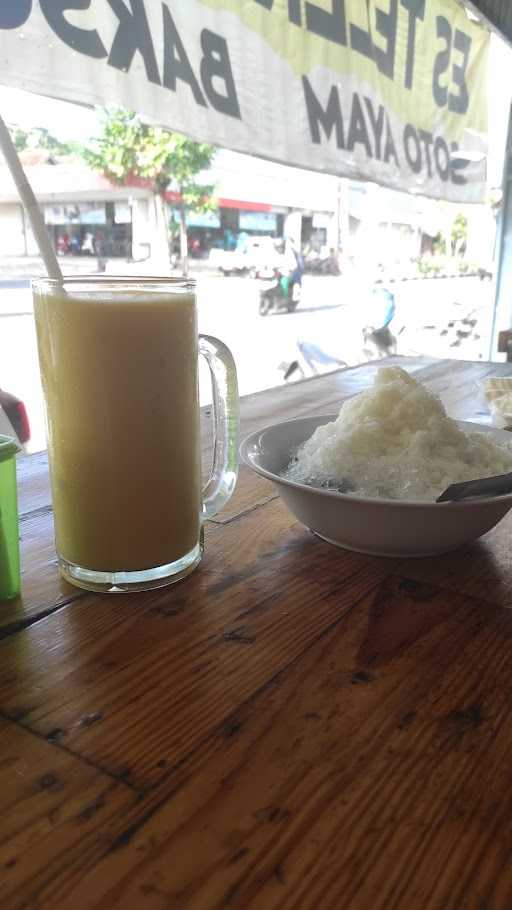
0, 435, 21, 600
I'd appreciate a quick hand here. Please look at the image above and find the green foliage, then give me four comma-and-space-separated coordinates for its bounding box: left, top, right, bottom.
431, 231, 446, 256
414, 254, 481, 278
451, 213, 468, 256
83, 108, 215, 207
11, 125, 29, 152
30, 127, 76, 156
10, 124, 74, 156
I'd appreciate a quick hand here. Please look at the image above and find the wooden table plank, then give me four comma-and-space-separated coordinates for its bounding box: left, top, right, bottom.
5, 355, 512, 910
0, 499, 397, 790
16, 356, 508, 521
207, 462, 277, 524
394, 509, 512, 609
25, 574, 512, 910
0, 717, 135, 910
0, 509, 84, 637
5, 463, 275, 636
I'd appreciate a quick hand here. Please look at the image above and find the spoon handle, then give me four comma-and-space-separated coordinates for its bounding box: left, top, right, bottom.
437, 471, 512, 503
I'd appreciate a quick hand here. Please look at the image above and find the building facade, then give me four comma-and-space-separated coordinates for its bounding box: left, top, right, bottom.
0, 148, 489, 269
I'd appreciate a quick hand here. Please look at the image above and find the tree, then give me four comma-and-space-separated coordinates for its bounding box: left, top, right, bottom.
11, 125, 29, 152
451, 213, 468, 258
30, 128, 76, 157
82, 108, 215, 274
10, 124, 74, 157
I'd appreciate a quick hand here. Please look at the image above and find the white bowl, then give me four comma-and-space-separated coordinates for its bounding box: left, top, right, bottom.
240, 416, 512, 557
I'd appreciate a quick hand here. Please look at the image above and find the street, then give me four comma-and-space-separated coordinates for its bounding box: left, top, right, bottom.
0, 274, 495, 453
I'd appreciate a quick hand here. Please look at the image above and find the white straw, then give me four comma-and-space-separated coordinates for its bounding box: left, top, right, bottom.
0, 114, 62, 281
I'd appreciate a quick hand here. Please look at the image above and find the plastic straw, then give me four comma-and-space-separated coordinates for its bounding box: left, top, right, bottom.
0, 114, 62, 281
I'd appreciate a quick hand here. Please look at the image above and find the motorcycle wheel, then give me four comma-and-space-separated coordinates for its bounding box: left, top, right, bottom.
259, 295, 271, 316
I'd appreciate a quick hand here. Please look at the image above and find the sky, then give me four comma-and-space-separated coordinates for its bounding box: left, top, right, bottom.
0, 86, 98, 142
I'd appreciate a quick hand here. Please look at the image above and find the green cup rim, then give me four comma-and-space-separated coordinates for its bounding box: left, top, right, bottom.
0, 435, 21, 462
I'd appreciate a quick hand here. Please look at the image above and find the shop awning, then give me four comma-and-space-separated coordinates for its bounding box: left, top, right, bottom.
0, 1, 490, 203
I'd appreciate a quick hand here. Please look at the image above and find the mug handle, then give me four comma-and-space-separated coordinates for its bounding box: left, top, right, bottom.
199, 334, 239, 520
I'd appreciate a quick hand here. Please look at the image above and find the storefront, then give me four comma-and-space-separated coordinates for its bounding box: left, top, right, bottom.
44, 200, 132, 258
167, 196, 286, 258
0, 153, 153, 258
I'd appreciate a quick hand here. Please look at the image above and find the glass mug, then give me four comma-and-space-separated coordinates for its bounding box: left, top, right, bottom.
32, 277, 238, 594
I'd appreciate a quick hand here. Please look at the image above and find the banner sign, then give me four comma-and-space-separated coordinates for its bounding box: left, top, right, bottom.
0, 1, 490, 202
172, 209, 221, 228
240, 211, 277, 231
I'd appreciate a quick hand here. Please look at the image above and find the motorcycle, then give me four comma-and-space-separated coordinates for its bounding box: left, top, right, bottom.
280, 283, 398, 380
361, 286, 398, 359
259, 269, 301, 316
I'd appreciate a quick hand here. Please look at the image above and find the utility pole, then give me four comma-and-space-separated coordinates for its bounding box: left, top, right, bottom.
337, 178, 349, 251
490, 102, 512, 359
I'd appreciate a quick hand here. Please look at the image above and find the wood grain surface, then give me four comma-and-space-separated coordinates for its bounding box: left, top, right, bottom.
3, 356, 512, 910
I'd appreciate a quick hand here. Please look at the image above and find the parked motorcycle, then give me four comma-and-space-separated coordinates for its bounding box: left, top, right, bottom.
259, 269, 301, 316
304, 251, 340, 276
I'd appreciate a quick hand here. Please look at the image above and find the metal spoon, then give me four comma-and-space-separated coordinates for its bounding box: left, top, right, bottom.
437, 471, 512, 503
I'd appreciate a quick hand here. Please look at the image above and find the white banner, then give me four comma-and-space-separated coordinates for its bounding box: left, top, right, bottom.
0, 1, 490, 201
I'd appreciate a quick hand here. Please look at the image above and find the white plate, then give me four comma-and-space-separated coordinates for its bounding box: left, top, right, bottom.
240, 416, 512, 557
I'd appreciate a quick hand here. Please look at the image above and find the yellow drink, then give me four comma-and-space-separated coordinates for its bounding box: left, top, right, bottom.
33, 286, 201, 574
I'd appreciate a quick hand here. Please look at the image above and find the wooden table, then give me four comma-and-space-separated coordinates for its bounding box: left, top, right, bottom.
3, 355, 512, 910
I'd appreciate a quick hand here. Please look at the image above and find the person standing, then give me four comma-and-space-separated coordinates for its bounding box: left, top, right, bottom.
285, 238, 304, 298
